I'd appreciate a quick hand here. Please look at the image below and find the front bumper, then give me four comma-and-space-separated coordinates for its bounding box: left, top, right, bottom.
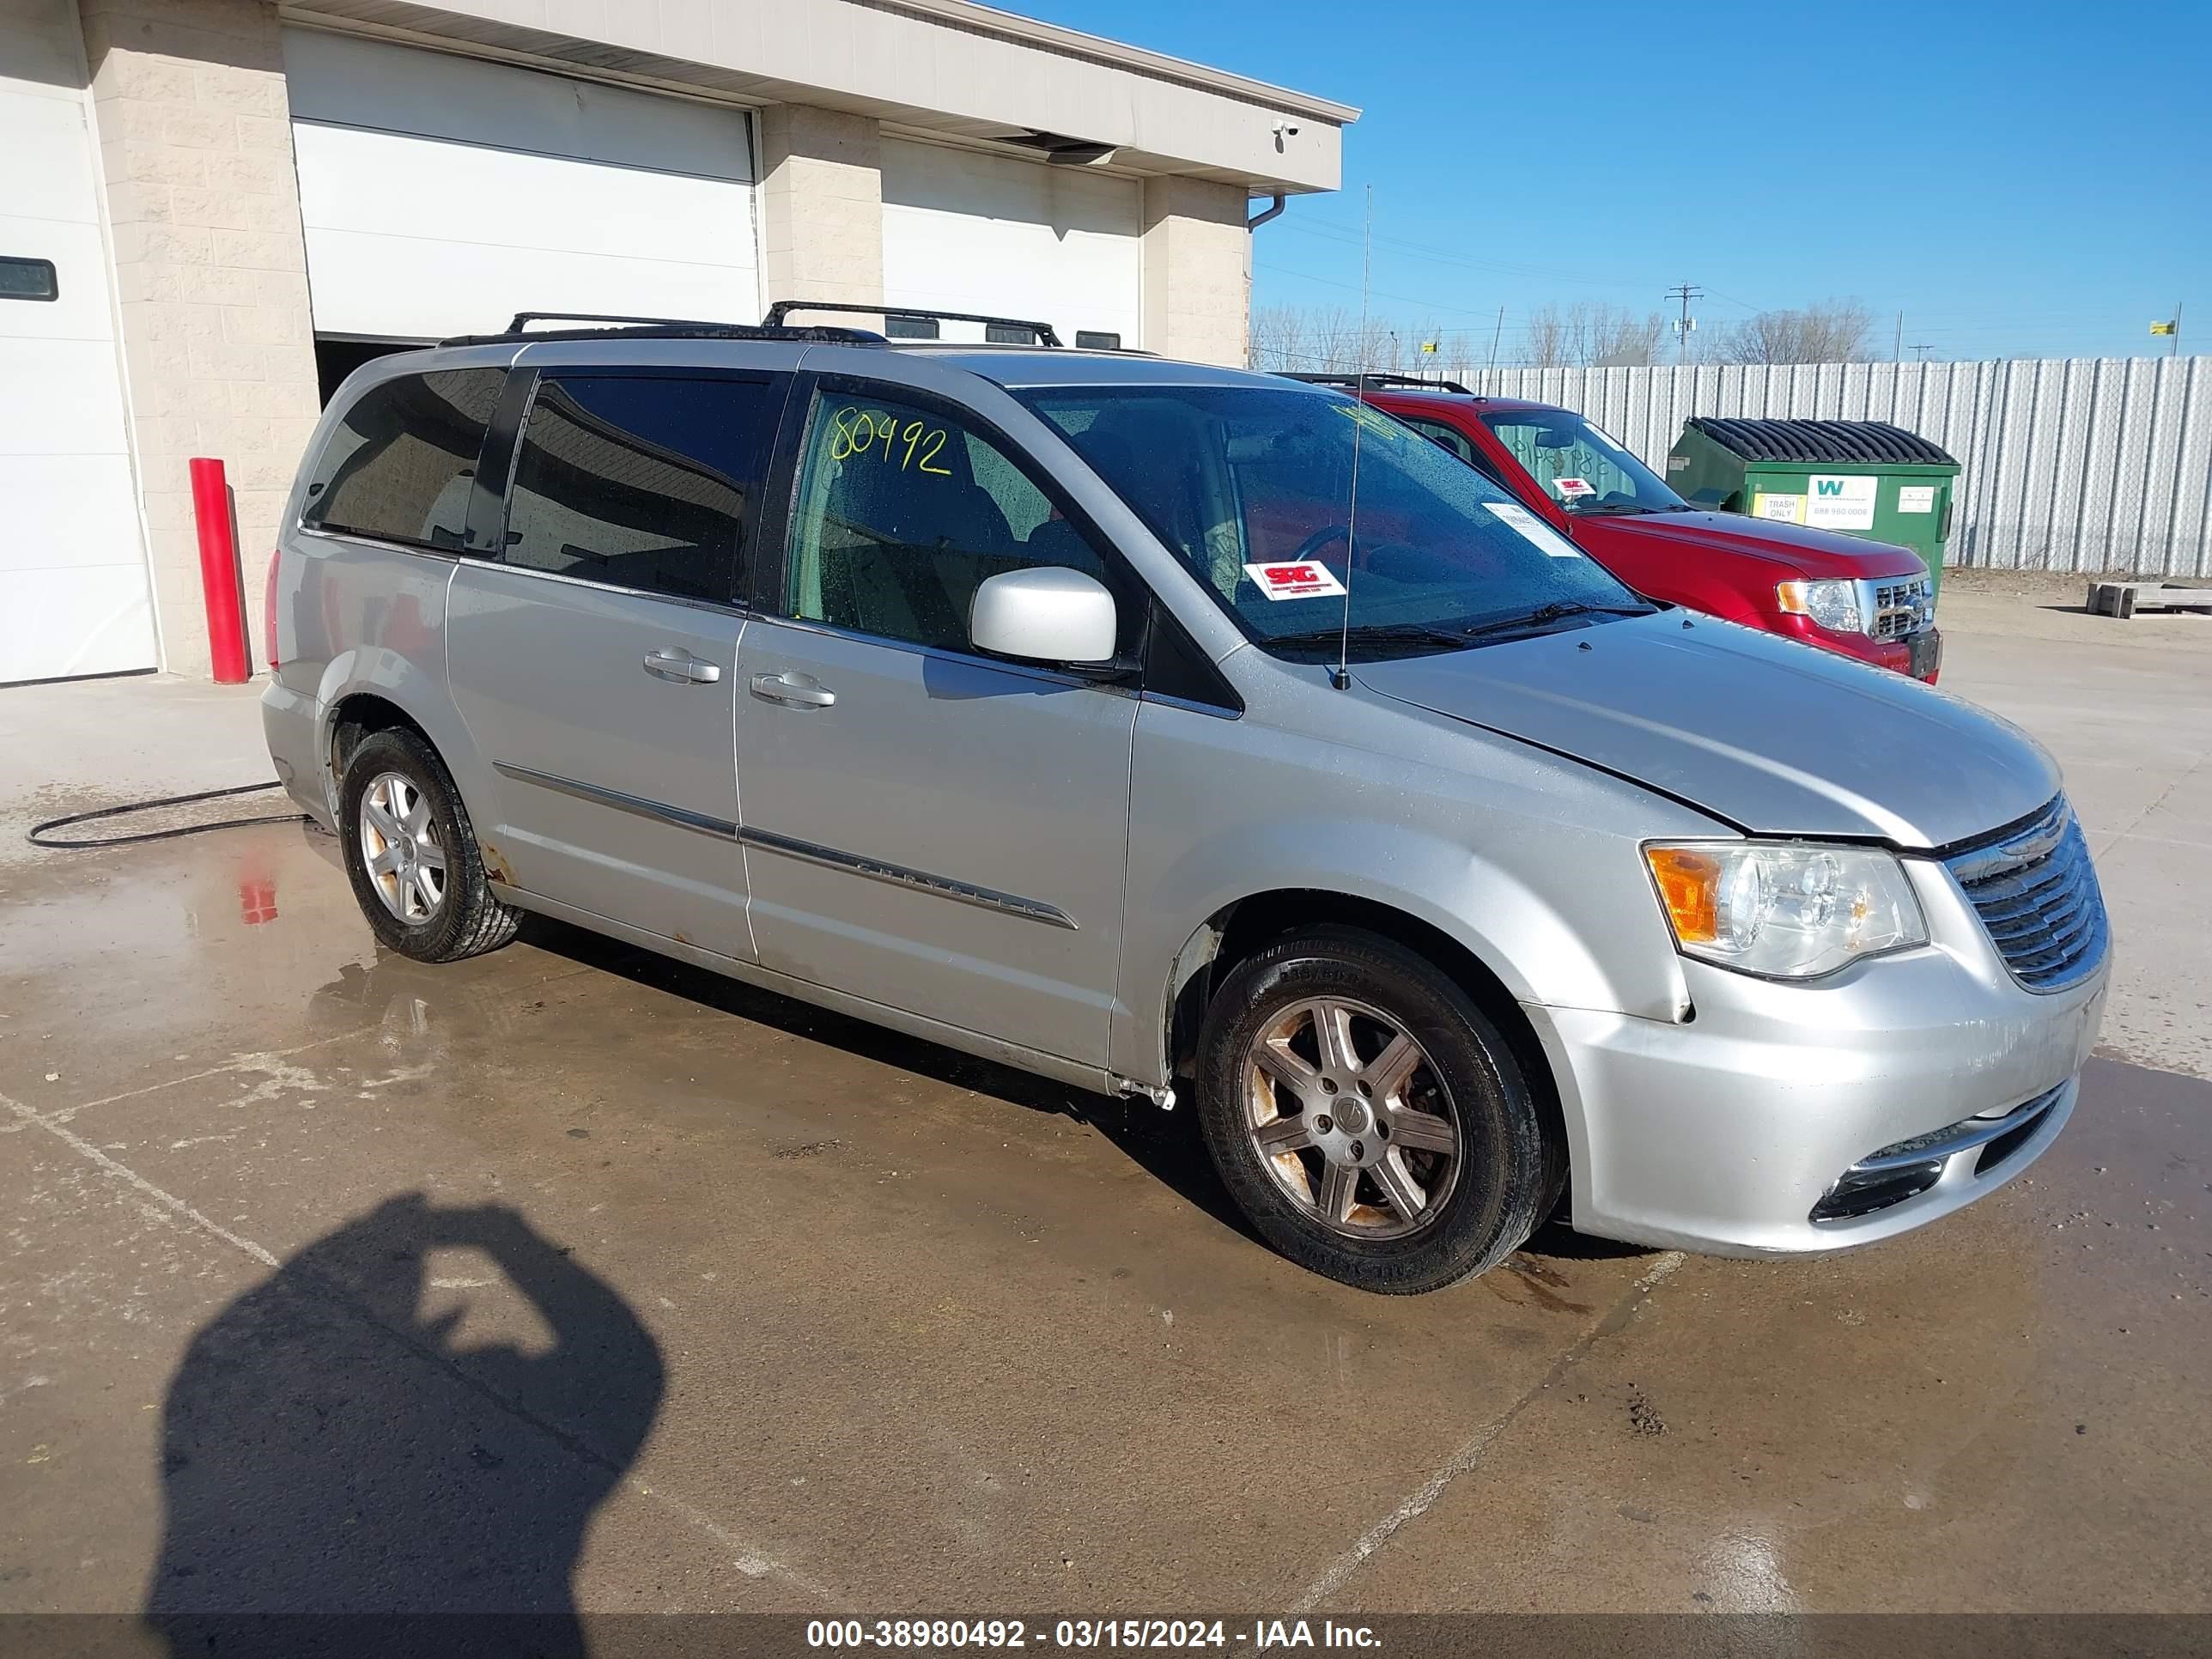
1526, 854, 2107, 1256
1775, 614, 1942, 682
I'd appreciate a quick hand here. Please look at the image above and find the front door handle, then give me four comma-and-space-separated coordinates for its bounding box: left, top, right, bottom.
750, 670, 836, 708
644, 648, 722, 684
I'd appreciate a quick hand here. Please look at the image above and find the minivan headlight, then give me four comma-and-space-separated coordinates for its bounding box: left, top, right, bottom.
1776, 578, 1865, 635
1644, 842, 1927, 979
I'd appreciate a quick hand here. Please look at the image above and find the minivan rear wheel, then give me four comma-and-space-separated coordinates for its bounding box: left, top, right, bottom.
338, 728, 519, 963
1194, 926, 1557, 1293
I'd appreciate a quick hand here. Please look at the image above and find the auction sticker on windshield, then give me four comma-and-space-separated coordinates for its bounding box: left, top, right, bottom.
1485, 501, 1584, 557
1552, 476, 1595, 499
1243, 560, 1348, 600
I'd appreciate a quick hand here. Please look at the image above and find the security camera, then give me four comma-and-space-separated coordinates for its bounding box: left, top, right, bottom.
1273, 121, 1300, 138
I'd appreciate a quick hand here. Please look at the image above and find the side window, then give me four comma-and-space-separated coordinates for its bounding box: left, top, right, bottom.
1408, 416, 1515, 490
501, 374, 781, 604
1406, 416, 1474, 463
305, 368, 504, 548
784, 391, 1113, 655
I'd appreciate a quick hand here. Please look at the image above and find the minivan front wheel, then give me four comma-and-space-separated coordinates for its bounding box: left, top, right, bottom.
1195, 927, 1558, 1293
338, 728, 519, 963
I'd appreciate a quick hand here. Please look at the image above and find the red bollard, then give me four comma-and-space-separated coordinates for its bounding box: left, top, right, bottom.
190, 457, 251, 684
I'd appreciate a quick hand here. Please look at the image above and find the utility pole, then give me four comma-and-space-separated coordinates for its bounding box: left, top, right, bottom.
1893, 311, 1903, 362
1910, 343, 1936, 362
1488, 305, 1504, 370
1665, 283, 1704, 364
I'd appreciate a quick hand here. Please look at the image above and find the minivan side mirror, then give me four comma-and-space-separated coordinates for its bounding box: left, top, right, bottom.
969, 567, 1118, 665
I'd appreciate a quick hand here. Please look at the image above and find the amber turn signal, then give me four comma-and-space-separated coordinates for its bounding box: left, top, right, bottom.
1644, 846, 1723, 945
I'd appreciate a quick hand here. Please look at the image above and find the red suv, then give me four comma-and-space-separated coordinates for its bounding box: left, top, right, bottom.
1296, 376, 1941, 682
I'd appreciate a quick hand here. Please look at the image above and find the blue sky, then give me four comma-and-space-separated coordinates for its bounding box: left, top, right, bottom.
1017, 0, 2208, 362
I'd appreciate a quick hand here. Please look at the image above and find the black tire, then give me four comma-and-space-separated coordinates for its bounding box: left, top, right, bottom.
337, 727, 520, 963
1194, 926, 1560, 1294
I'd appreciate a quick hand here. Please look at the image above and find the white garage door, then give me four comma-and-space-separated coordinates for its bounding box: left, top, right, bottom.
283, 31, 761, 342
0, 60, 155, 684
881, 139, 1141, 350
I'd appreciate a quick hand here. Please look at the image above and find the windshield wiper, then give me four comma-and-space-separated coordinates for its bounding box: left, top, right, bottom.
1567, 501, 1657, 517
1265, 622, 1480, 656
1461, 600, 1654, 639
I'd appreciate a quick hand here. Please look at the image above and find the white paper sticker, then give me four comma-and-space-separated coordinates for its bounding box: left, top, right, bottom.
1806, 474, 1878, 530
1753, 491, 1805, 524
1898, 485, 1936, 514
1485, 501, 1583, 557
1243, 559, 1348, 601
1552, 476, 1595, 499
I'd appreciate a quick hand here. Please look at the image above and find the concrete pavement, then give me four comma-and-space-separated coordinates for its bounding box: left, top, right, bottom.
0, 579, 2206, 1623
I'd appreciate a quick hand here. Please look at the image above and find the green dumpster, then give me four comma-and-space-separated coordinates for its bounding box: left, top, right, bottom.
1665, 418, 1960, 603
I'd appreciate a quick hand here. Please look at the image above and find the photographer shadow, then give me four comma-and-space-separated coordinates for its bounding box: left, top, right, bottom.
144, 1194, 663, 1657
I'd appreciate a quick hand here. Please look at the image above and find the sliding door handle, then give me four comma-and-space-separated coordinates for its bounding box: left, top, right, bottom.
750, 670, 836, 708
644, 649, 722, 684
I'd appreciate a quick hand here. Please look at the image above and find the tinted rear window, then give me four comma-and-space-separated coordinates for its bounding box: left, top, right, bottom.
501, 374, 784, 604
303, 368, 504, 548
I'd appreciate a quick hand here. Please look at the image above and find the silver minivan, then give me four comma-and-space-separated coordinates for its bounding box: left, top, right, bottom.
263, 313, 2110, 1293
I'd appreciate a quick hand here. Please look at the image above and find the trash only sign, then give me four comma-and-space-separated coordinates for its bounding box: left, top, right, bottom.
1806, 474, 1878, 531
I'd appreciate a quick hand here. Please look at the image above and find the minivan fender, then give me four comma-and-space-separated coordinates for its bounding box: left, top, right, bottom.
1113, 818, 1681, 1091
314, 647, 492, 828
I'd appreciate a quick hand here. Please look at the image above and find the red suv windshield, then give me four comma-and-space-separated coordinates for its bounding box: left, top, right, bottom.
1479, 410, 1689, 517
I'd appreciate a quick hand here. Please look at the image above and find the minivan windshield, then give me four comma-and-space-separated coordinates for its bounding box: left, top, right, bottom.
1020, 386, 1651, 661
1479, 408, 1689, 516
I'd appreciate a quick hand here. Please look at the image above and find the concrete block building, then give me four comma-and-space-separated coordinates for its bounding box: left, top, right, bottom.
0, 0, 1352, 681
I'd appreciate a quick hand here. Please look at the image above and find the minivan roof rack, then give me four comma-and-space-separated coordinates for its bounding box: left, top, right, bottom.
1282, 371, 1474, 395
508, 310, 729, 332
763, 299, 1063, 348
436, 311, 886, 348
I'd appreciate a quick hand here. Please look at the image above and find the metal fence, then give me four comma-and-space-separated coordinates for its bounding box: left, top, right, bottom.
1396, 356, 2212, 577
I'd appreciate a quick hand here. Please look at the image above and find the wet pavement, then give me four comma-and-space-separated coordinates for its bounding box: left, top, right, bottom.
1, 817, 2205, 1620
2, 583, 2209, 1621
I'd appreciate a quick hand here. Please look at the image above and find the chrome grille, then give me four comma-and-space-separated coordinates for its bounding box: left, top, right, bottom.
1862, 574, 1935, 641
1946, 798, 2108, 993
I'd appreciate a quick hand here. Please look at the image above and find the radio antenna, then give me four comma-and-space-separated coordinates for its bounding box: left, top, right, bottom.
1332, 185, 1373, 692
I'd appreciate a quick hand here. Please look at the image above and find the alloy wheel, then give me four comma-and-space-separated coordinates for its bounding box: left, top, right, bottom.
1243, 995, 1462, 1239
358, 770, 447, 925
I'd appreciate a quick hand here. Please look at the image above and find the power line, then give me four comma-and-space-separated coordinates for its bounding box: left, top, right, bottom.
1261, 277, 2161, 344
1280, 212, 1677, 292
1255, 262, 1515, 319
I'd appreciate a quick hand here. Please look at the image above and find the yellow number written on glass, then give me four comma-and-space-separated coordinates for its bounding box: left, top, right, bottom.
828, 405, 953, 475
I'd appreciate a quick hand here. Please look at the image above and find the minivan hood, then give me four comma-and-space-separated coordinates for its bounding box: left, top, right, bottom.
1355, 613, 2057, 849
1578, 508, 1926, 579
